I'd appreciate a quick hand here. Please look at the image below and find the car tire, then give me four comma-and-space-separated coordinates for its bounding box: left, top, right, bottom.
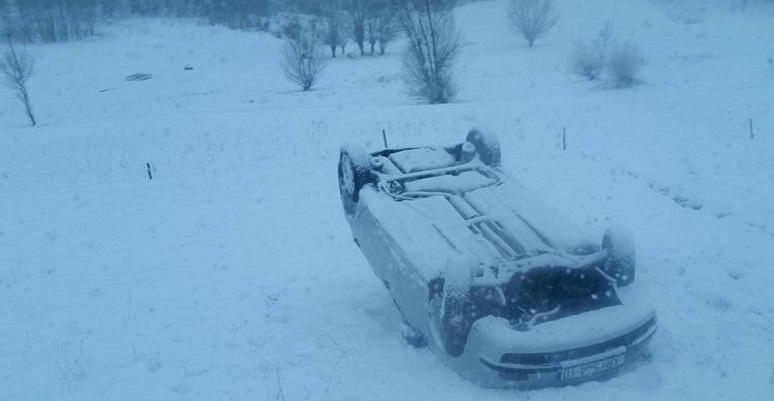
428, 278, 473, 358
338, 147, 371, 217
601, 227, 636, 287
466, 129, 501, 167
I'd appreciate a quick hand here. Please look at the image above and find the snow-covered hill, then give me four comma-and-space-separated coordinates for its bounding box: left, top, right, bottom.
1, 0, 773, 400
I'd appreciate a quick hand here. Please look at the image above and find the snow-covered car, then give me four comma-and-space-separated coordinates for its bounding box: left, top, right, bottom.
337, 130, 657, 388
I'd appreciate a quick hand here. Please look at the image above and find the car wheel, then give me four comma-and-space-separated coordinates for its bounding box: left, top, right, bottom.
601, 227, 636, 287
338, 147, 371, 217
428, 278, 472, 358
466, 129, 501, 167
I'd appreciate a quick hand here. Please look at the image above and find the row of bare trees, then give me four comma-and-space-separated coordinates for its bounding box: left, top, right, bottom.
0, 0, 99, 43
0, 0, 426, 43
0, 0, 643, 126
281, 0, 462, 105
284, 0, 644, 101
314, 0, 400, 58
280, 0, 404, 92
0, 0, 275, 42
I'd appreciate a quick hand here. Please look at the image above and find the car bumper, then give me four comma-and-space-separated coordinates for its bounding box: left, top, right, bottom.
475, 316, 656, 388
438, 286, 657, 388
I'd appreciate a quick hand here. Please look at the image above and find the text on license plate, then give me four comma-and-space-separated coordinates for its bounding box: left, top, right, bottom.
559, 353, 625, 381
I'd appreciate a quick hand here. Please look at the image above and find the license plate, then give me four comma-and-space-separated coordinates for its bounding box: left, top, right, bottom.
558, 353, 625, 382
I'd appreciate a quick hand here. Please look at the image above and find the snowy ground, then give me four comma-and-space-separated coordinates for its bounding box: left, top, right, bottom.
1, 0, 774, 400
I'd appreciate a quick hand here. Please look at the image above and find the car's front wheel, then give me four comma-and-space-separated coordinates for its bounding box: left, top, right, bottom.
428, 290, 470, 358
338, 147, 371, 217
427, 277, 468, 357
427, 278, 503, 358
601, 227, 636, 287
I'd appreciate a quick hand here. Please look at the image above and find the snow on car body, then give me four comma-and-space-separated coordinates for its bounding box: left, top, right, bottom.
338, 130, 657, 388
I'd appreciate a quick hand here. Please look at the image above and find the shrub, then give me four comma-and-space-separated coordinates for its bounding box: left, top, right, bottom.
608, 42, 644, 87
571, 43, 604, 81
570, 21, 613, 81
280, 31, 328, 91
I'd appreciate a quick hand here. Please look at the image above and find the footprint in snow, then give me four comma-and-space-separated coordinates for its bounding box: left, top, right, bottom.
170, 381, 192, 395
147, 360, 163, 373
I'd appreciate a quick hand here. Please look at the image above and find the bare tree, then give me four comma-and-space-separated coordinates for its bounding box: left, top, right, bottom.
366, 16, 379, 55
319, 13, 347, 57
608, 41, 644, 88
1, 38, 36, 126
346, 0, 368, 56
333, 11, 352, 55
281, 31, 328, 91
508, 0, 559, 47
317, 0, 347, 57
365, 2, 399, 55
365, 0, 387, 55
375, 13, 400, 55
392, 0, 462, 104
339, 30, 349, 55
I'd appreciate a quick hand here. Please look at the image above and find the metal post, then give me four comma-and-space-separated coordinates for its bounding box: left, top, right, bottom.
749, 118, 754, 139
382, 129, 389, 148
562, 127, 567, 151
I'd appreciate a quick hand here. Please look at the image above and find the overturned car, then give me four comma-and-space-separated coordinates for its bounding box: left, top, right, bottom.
338, 130, 656, 388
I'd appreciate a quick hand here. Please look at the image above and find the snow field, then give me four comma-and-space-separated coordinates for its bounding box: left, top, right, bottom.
1, 0, 773, 400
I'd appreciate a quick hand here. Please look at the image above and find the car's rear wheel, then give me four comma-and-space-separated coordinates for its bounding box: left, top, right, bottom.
601, 227, 636, 287
466, 129, 501, 167
338, 147, 371, 217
